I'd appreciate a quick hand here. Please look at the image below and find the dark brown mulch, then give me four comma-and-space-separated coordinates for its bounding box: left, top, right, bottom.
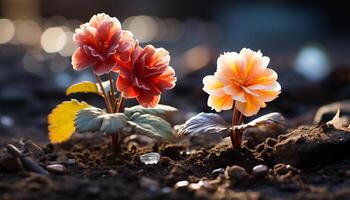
1, 125, 350, 200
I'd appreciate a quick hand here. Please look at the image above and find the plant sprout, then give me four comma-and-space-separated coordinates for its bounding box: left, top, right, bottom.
202, 48, 281, 148
48, 13, 177, 152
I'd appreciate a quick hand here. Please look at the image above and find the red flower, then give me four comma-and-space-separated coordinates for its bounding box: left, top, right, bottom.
72, 13, 134, 75
116, 43, 176, 107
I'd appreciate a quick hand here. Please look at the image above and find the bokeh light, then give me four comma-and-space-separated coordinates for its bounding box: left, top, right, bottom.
0, 19, 15, 44
22, 51, 44, 74
13, 20, 42, 46
294, 45, 330, 81
183, 46, 211, 71
123, 15, 158, 43
58, 31, 78, 57
161, 18, 184, 42
40, 27, 66, 53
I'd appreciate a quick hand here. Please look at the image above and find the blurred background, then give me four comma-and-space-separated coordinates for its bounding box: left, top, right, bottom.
0, 0, 349, 141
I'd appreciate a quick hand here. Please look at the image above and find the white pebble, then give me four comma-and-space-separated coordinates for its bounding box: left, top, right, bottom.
174, 180, 189, 188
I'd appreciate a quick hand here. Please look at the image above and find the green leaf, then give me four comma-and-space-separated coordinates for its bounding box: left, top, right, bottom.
66, 81, 99, 96
75, 107, 105, 133
75, 107, 128, 135
124, 104, 178, 118
100, 113, 128, 134
127, 113, 175, 141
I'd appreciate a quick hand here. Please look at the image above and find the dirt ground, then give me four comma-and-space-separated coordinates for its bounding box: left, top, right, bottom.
1, 124, 350, 200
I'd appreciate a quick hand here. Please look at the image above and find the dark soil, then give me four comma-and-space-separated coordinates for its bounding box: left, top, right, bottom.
1, 125, 350, 200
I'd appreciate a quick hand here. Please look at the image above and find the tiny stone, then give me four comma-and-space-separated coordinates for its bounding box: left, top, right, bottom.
108, 169, 117, 176
140, 152, 160, 165
252, 164, 269, 178
161, 187, 172, 194
66, 159, 76, 165
24, 142, 45, 157
47, 164, 67, 174
86, 185, 100, 195
174, 180, 189, 189
188, 181, 204, 190
212, 168, 225, 175
225, 165, 249, 181
140, 177, 159, 191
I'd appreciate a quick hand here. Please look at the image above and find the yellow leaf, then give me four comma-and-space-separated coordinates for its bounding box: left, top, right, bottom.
66, 81, 99, 96
48, 99, 90, 143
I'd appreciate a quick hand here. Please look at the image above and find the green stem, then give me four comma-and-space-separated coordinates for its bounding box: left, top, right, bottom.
108, 72, 116, 111
231, 101, 244, 149
94, 74, 113, 113
116, 96, 125, 113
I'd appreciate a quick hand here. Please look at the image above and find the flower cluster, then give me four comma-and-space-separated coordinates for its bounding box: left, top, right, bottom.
203, 48, 281, 117
72, 13, 176, 107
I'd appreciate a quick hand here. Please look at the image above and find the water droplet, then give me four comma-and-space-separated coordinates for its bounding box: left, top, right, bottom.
140, 152, 160, 165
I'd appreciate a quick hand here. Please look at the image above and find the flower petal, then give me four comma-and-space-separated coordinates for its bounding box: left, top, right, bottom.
223, 84, 246, 102
240, 48, 263, 78
150, 66, 176, 90
235, 93, 266, 117
73, 25, 97, 46
246, 68, 278, 86
216, 52, 245, 84
117, 76, 139, 98
202, 75, 226, 96
93, 59, 116, 75
136, 93, 160, 108
72, 47, 96, 71
246, 56, 270, 82
207, 94, 233, 112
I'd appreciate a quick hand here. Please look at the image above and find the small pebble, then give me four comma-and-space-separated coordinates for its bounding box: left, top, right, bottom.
252, 164, 269, 178
86, 185, 100, 195
140, 152, 160, 165
140, 177, 159, 191
224, 165, 252, 186
225, 165, 249, 181
174, 180, 189, 189
161, 187, 172, 194
188, 181, 204, 190
212, 168, 225, 175
24, 141, 45, 157
46, 164, 67, 174
66, 159, 76, 165
108, 169, 118, 176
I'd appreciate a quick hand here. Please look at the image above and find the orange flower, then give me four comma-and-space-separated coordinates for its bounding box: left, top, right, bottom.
116, 43, 176, 107
203, 48, 281, 116
72, 13, 134, 75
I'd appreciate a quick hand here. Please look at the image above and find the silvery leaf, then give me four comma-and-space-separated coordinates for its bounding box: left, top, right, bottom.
233, 112, 285, 133
124, 104, 178, 118
75, 107, 127, 134
175, 112, 231, 137
176, 112, 285, 138
127, 113, 175, 141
